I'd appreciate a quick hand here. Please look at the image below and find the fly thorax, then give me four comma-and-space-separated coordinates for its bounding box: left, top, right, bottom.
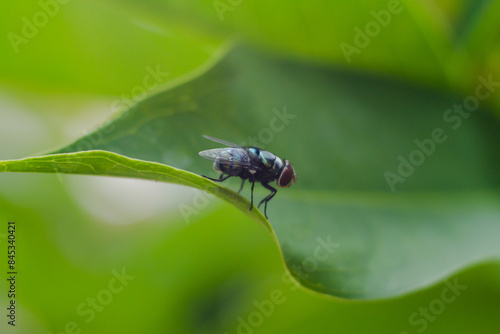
248, 147, 260, 157
273, 157, 284, 172
259, 150, 283, 174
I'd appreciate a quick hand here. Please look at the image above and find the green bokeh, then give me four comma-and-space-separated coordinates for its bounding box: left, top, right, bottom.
1, 0, 500, 333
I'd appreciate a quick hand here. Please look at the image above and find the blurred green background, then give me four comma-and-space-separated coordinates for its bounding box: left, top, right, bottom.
1, 0, 500, 333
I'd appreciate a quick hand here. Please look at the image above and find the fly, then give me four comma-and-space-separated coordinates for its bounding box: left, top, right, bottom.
199, 135, 296, 219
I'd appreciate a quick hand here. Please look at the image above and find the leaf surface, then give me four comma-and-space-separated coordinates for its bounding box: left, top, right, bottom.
4, 46, 500, 299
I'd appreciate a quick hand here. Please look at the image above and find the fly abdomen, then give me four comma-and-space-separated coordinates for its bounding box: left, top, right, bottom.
214, 148, 246, 176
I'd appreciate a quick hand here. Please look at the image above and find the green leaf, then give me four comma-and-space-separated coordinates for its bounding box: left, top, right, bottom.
3, 179, 500, 333
5, 46, 500, 299
103, 0, 456, 86
0, 150, 270, 231
0, 1, 224, 94
449, 0, 500, 115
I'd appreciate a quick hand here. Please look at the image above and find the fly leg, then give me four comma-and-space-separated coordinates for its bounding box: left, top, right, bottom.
249, 178, 256, 211
258, 182, 277, 219
203, 174, 231, 182
238, 178, 245, 194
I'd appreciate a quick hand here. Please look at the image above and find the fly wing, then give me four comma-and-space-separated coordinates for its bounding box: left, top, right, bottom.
199, 148, 263, 172
199, 148, 228, 162
202, 135, 244, 148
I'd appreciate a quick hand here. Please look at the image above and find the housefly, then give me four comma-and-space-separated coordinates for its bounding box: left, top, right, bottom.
199, 135, 296, 219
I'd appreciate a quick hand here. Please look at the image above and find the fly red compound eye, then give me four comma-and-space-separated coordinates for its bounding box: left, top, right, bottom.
277, 161, 296, 188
